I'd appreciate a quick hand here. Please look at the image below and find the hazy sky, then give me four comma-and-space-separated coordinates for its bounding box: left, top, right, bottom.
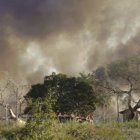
0, 0, 140, 83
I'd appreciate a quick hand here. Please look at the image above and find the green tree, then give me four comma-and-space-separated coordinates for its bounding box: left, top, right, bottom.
18, 93, 56, 140
25, 73, 105, 117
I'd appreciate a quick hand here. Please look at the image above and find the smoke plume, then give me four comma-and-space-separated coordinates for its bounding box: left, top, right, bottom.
0, 0, 140, 83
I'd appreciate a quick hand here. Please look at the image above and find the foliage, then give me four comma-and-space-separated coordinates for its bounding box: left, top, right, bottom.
0, 125, 22, 140
4, 121, 140, 140
25, 72, 105, 116
17, 116, 56, 140
25, 92, 56, 115
107, 55, 140, 82
16, 94, 56, 140
3, 120, 140, 140
107, 55, 140, 110
112, 121, 140, 128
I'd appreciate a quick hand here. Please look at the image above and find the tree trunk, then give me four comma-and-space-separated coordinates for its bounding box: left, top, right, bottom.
103, 104, 106, 121
127, 93, 135, 121
5, 104, 8, 125
127, 94, 140, 121
117, 95, 120, 123
16, 91, 18, 120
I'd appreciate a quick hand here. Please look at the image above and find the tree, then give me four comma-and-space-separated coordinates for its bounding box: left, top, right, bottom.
0, 72, 30, 124
91, 67, 113, 121
19, 93, 56, 140
91, 67, 111, 106
107, 55, 140, 121
25, 73, 105, 117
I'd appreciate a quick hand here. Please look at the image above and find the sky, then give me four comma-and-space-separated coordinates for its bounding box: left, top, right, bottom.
0, 0, 140, 84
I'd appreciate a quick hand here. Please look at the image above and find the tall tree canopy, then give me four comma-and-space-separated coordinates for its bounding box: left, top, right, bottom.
25, 73, 107, 116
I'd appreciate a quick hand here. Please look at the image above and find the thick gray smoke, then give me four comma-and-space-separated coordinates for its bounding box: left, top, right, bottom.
0, 0, 140, 83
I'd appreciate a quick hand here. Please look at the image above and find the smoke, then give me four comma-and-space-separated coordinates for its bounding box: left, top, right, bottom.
0, 0, 140, 83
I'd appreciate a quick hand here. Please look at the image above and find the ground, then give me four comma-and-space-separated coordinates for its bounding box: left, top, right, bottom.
0, 121, 140, 140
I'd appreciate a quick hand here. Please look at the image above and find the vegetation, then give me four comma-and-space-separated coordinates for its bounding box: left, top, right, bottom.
25, 72, 110, 116
107, 55, 140, 120
90, 55, 140, 121
1, 55, 140, 139
1, 121, 140, 140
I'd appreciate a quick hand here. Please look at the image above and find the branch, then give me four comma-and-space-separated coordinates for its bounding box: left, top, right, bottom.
96, 82, 129, 95
126, 76, 133, 94
133, 100, 140, 111
0, 80, 10, 102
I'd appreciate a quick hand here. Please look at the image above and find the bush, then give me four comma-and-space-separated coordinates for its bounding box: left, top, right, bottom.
3, 121, 140, 140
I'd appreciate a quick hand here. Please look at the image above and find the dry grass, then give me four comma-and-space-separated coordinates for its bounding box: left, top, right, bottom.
0, 121, 140, 140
